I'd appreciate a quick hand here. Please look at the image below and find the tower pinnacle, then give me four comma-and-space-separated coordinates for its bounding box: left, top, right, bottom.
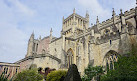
73, 8, 75, 13
32, 30, 34, 36
50, 28, 53, 43
63, 16, 64, 21
62, 16, 64, 24
50, 28, 53, 35
30, 31, 34, 38
39, 35, 41, 40
85, 10, 89, 18
120, 9, 123, 16
29, 31, 34, 42
112, 8, 116, 17
96, 16, 99, 24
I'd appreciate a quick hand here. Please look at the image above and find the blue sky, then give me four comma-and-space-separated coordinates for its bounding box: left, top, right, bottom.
0, 0, 136, 63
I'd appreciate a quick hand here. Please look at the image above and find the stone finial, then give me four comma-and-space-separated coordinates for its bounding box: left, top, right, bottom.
112, 8, 116, 24
39, 35, 41, 40
62, 16, 64, 24
112, 8, 116, 17
120, 9, 122, 14
73, 8, 75, 13
50, 28, 53, 43
50, 28, 53, 35
86, 10, 88, 14
86, 10, 89, 18
32, 30, 34, 36
29, 31, 34, 41
63, 16, 64, 21
120, 9, 124, 16
96, 16, 99, 24
30, 31, 34, 38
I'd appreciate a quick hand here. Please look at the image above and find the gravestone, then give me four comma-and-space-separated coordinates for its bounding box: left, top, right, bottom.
64, 64, 82, 81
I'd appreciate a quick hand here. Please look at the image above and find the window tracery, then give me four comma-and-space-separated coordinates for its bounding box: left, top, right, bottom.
67, 49, 74, 68
104, 51, 118, 71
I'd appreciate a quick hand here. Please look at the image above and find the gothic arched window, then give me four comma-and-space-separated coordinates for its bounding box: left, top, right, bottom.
110, 40, 112, 45
104, 50, 118, 71
110, 61, 113, 70
67, 49, 74, 68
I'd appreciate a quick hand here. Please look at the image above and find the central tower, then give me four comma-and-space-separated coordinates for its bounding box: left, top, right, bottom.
61, 9, 89, 37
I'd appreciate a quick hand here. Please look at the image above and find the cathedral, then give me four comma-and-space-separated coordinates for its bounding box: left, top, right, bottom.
15, 6, 137, 75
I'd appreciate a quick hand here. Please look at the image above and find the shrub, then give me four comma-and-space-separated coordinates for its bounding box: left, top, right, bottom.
13, 69, 43, 81
46, 70, 67, 81
82, 65, 103, 81
81, 74, 90, 81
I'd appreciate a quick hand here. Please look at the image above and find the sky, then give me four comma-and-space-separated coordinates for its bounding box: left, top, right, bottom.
0, 0, 136, 63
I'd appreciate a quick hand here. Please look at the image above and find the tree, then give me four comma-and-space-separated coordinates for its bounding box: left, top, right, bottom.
13, 69, 43, 81
82, 65, 103, 81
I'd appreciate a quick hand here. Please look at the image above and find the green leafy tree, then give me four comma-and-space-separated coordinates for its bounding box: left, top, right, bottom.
46, 70, 67, 81
13, 69, 43, 81
82, 65, 103, 81
101, 44, 137, 81
81, 74, 89, 81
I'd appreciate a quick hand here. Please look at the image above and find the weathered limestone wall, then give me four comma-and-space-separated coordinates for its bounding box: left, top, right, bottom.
33, 57, 59, 69
37, 37, 50, 54
19, 59, 33, 71
96, 39, 120, 66
49, 38, 63, 59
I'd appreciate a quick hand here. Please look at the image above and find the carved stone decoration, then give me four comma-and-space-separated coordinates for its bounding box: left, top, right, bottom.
112, 25, 117, 32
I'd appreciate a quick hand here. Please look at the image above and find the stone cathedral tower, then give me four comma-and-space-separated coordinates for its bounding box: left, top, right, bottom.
61, 9, 89, 37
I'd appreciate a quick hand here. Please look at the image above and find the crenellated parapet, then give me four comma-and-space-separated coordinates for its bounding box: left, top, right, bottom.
95, 8, 135, 31
124, 8, 135, 17
96, 31, 120, 45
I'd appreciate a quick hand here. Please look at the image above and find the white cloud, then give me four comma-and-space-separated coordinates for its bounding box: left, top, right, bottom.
77, 0, 136, 24
4, 0, 36, 17
99, 0, 136, 13
0, 0, 30, 63
0, 23, 28, 63
77, 0, 112, 24
0, 0, 49, 63
78, 0, 108, 14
